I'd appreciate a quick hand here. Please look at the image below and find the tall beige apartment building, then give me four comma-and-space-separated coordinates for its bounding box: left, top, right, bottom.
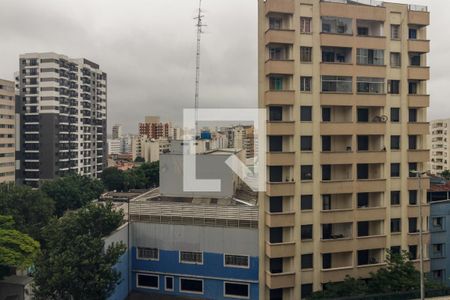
0, 79, 15, 183
430, 119, 450, 175
258, 0, 430, 298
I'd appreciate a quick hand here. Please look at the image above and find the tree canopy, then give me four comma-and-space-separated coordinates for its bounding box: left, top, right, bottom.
41, 174, 104, 216
309, 250, 445, 299
0, 215, 40, 279
101, 161, 159, 192
0, 184, 55, 240
33, 203, 126, 300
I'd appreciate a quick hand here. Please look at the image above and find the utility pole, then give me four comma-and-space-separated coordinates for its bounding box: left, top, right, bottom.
194, 0, 206, 136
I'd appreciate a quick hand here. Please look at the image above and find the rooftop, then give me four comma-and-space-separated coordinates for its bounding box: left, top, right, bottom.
321, 0, 427, 11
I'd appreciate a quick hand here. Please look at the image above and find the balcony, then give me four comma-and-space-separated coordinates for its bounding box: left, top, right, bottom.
408, 40, 430, 53
408, 10, 430, 26
408, 149, 429, 162
267, 182, 295, 196
267, 152, 295, 166
265, 90, 295, 105
321, 33, 354, 48
321, 180, 353, 194
265, 212, 295, 227
408, 66, 430, 81
407, 177, 430, 190
321, 209, 353, 224
265, 271, 295, 289
356, 235, 386, 251
321, 122, 353, 135
408, 122, 429, 135
265, 59, 294, 75
320, 237, 353, 253
408, 95, 429, 108
357, 122, 386, 135
320, 1, 385, 21
321, 266, 355, 283
267, 121, 295, 135
356, 207, 386, 222
265, 0, 294, 15
355, 179, 386, 193
265, 241, 296, 258
265, 29, 295, 45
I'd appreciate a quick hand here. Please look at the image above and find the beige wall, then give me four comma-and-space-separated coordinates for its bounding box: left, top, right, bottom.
0, 79, 15, 184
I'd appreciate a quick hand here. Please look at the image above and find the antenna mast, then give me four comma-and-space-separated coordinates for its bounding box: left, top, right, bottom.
194, 0, 205, 136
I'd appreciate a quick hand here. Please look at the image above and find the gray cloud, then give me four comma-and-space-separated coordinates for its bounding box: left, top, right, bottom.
0, 0, 446, 133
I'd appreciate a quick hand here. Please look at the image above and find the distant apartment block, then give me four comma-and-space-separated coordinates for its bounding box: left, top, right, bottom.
430, 119, 450, 175
112, 124, 123, 139
258, 0, 430, 298
17, 53, 107, 186
0, 79, 15, 183
138, 116, 172, 140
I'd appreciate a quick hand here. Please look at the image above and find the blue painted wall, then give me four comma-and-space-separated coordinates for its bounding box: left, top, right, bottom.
430, 200, 450, 286
132, 247, 259, 299
108, 251, 130, 300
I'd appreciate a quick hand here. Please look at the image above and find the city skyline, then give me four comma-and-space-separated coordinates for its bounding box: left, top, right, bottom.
0, 0, 447, 133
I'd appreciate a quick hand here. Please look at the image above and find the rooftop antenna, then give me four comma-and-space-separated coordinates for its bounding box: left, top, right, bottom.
194, 0, 206, 138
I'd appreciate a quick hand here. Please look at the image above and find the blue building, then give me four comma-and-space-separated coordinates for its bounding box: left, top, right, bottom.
429, 199, 450, 286
107, 196, 259, 300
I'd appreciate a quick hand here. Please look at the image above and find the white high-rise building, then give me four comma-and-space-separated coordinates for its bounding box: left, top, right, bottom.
430, 119, 450, 174
17, 52, 107, 186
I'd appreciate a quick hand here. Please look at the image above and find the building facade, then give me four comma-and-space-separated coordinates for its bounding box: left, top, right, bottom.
0, 79, 15, 183
112, 124, 123, 139
17, 53, 107, 186
429, 200, 450, 286
138, 116, 172, 140
430, 119, 450, 175
258, 0, 430, 298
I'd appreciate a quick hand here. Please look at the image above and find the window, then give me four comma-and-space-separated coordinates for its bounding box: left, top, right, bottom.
322, 165, 331, 181
391, 246, 401, 255
391, 24, 400, 39
357, 109, 369, 123
391, 191, 400, 205
301, 254, 313, 269
409, 163, 418, 177
137, 274, 159, 289
408, 218, 418, 233
357, 77, 385, 94
300, 106, 312, 121
432, 244, 444, 258
180, 251, 203, 264
432, 217, 444, 231
269, 76, 284, 90
300, 47, 312, 62
301, 284, 313, 299
409, 245, 418, 260
357, 26, 369, 36
301, 136, 313, 151
357, 135, 369, 151
270, 197, 282, 213
301, 165, 313, 181
391, 163, 400, 177
391, 108, 400, 122
322, 107, 331, 122
391, 136, 400, 150
321, 76, 352, 93
180, 278, 203, 294
390, 52, 401, 67
409, 190, 418, 205
224, 282, 249, 299
391, 218, 401, 233
224, 254, 249, 268
409, 108, 417, 122
301, 195, 313, 211
322, 135, 331, 151
269, 106, 283, 121
409, 28, 417, 39
408, 135, 417, 150
321, 17, 352, 34
269, 16, 282, 30
300, 76, 312, 92
388, 80, 400, 94
165, 276, 174, 291
357, 193, 369, 208
357, 164, 369, 180
301, 224, 313, 240
357, 49, 384, 65
409, 80, 419, 94
300, 17, 312, 33
137, 247, 159, 261
269, 136, 282, 152
410, 53, 421, 66
433, 270, 445, 282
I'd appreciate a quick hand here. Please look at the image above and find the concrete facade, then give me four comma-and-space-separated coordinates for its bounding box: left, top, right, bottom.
0, 79, 15, 183
430, 119, 450, 175
258, 0, 430, 298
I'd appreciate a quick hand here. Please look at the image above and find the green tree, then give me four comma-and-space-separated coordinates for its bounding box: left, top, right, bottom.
309, 276, 368, 299
134, 156, 145, 163
140, 161, 159, 187
41, 174, 104, 216
101, 167, 125, 191
33, 203, 126, 300
440, 170, 450, 180
0, 184, 55, 240
0, 215, 40, 279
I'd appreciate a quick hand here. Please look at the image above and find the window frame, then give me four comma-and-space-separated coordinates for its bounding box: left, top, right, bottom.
179, 251, 204, 265
136, 247, 159, 261
321, 75, 352, 93
300, 106, 312, 122
179, 277, 204, 295
300, 17, 312, 34
391, 24, 400, 40
223, 281, 250, 299
165, 276, 174, 292
136, 273, 159, 290
300, 76, 312, 92
223, 254, 250, 269
300, 47, 313, 63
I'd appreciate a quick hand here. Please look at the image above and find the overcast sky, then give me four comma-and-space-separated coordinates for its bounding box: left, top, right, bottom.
0, 0, 446, 133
